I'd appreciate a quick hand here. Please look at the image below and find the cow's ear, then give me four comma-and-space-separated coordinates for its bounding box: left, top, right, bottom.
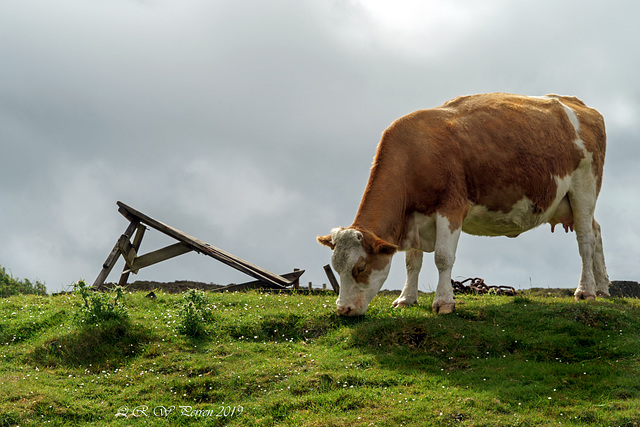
317, 234, 335, 250
372, 238, 397, 255
361, 230, 397, 255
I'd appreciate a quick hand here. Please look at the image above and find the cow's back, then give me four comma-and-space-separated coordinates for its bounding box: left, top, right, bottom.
405, 93, 604, 215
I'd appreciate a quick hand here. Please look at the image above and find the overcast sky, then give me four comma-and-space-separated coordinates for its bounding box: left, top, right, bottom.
1, 0, 639, 294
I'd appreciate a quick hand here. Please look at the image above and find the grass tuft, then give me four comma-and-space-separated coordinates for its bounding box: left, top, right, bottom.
29, 320, 152, 370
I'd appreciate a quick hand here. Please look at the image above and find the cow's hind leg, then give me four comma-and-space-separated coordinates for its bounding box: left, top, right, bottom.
432, 214, 461, 314
569, 178, 598, 301
593, 219, 611, 297
393, 249, 423, 308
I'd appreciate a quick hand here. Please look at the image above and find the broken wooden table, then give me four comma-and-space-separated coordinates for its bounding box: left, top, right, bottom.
92, 201, 303, 291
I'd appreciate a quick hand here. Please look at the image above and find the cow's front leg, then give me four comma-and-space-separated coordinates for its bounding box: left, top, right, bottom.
432, 215, 461, 314
393, 249, 423, 308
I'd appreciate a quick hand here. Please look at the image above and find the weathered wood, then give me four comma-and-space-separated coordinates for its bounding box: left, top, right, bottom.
93, 201, 300, 290
131, 224, 146, 259
291, 268, 302, 289
116, 201, 294, 288
123, 242, 193, 275
119, 236, 136, 268
92, 219, 140, 290
211, 270, 305, 293
323, 264, 340, 294
119, 224, 147, 286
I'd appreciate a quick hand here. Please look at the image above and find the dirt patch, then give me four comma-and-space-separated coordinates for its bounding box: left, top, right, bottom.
101, 280, 639, 298
104, 280, 225, 294
104, 280, 331, 295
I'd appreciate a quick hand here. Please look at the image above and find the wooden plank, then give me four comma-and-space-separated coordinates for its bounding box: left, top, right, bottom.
119, 237, 137, 268
92, 219, 140, 290
93, 244, 121, 290
131, 224, 146, 254
323, 264, 340, 294
211, 270, 305, 293
123, 242, 193, 274
106, 220, 140, 268
290, 268, 302, 289
116, 201, 293, 288
119, 224, 146, 286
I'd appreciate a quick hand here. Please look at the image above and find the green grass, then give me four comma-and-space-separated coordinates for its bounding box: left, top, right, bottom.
1, 289, 640, 426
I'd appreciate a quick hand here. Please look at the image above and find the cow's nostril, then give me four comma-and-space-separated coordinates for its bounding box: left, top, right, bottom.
337, 305, 351, 316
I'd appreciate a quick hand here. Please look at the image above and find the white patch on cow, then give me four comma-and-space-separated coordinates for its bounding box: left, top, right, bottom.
561, 102, 581, 133
393, 212, 437, 309
557, 100, 588, 154
462, 175, 573, 237
463, 199, 542, 237
329, 228, 366, 274
336, 259, 392, 316
432, 214, 460, 313
329, 227, 393, 316
393, 249, 423, 308
566, 166, 600, 299
400, 212, 437, 252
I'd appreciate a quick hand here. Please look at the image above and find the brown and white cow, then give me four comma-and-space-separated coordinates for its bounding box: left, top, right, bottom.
318, 93, 609, 316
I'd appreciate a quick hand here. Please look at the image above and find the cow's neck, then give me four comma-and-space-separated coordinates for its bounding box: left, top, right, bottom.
351, 145, 407, 245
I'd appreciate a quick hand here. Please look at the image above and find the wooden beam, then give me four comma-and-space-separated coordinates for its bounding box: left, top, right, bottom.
119, 237, 137, 268
123, 242, 193, 275
211, 270, 305, 293
119, 224, 146, 286
92, 219, 140, 290
323, 264, 340, 294
116, 201, 293, 288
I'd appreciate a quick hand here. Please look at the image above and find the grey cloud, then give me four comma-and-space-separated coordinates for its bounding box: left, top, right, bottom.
1, 0, 638, 292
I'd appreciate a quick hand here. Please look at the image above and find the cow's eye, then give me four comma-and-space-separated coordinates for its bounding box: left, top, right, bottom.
353, 261, 367, 277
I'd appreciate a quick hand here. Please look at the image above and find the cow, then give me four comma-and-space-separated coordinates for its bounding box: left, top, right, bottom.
318, 93, 609, 316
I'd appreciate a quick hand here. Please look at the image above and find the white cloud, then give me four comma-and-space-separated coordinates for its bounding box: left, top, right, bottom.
355, 0, 505, 52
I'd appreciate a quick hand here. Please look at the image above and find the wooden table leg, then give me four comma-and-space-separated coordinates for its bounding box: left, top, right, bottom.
92, 219, 140, 290
118, 224, 146, 287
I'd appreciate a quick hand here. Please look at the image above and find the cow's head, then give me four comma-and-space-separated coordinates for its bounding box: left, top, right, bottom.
317, 227, 397, 316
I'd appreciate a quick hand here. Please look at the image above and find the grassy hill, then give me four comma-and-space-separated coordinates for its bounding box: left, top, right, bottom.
1, 288, 639, 426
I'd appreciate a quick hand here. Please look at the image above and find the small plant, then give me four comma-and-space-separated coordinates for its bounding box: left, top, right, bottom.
178, 289, 211, 337
73, 280, 129, 326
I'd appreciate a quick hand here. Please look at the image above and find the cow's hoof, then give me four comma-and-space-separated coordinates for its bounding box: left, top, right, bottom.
392, 297, 416, 308
596, 290, 611, 298
574, 292, 596, 301
432, 301, 455, 314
